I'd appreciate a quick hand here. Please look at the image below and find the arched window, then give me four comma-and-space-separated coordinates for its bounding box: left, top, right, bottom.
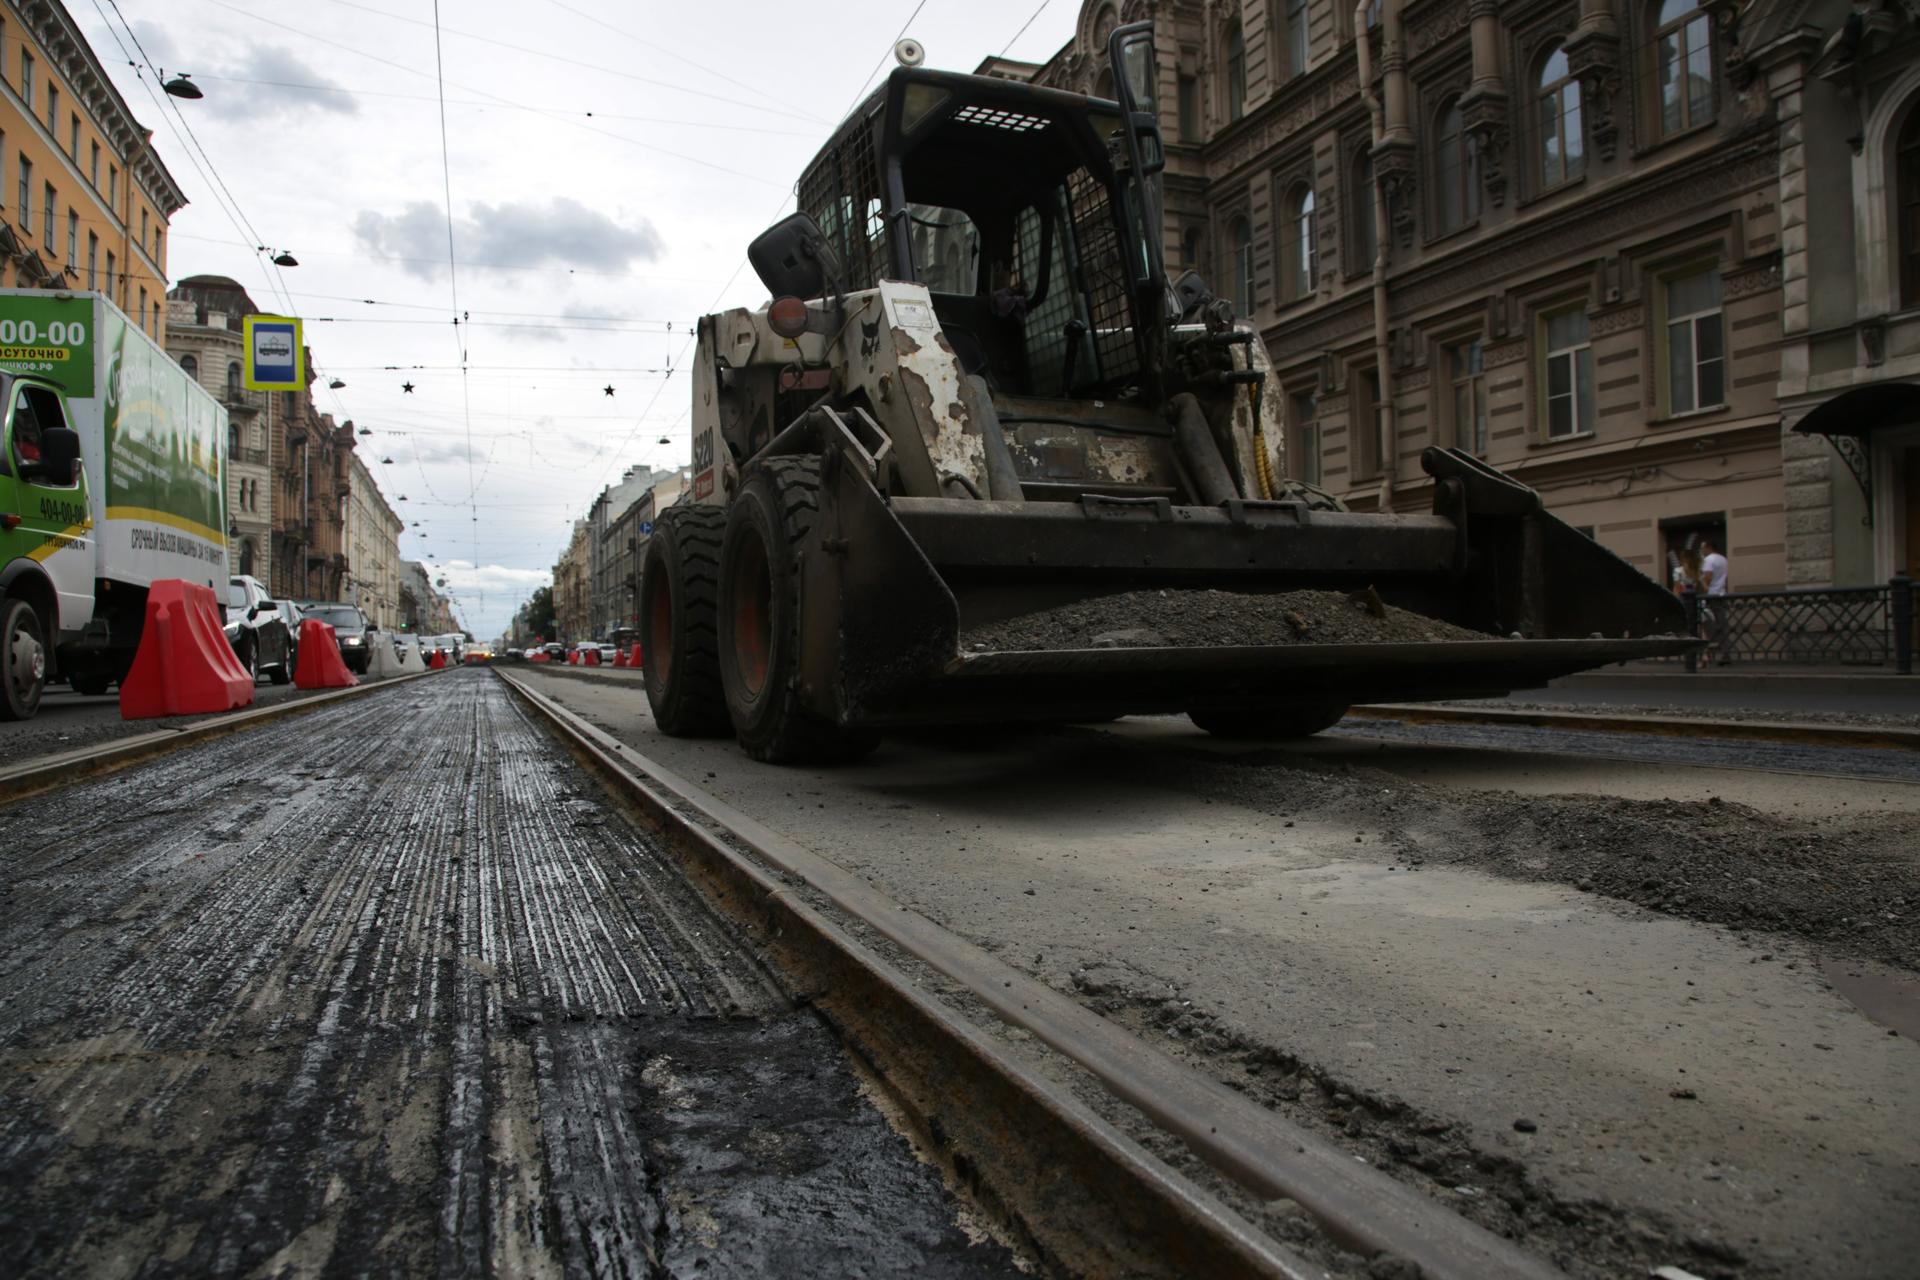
1899, 103, 1920, 307
1283, 184, 1316, 301
1537, 44, 1585, 188
239, 537, 256, 578
229, 421, 240, 454
1226, 215, 1254, 314
226, 361, 242, 401
179, 354, 198, 383
1655, 0, 1713, 137
1225, 23, 1246, 123
1435, 99, 1480, 234
1352, 150, 1377, 271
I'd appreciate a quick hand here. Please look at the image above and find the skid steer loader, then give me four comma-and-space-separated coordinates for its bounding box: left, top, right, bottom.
640, 23, 1693, 763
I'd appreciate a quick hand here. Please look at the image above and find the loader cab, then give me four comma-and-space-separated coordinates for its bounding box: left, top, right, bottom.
796, 23, 1167, 404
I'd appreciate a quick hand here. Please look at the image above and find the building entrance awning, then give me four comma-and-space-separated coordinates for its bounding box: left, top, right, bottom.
1790, 382, 1920, 527
1791, 382, 1920, 439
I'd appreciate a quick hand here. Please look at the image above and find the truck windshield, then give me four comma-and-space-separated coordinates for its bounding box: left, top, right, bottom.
226, 583, 249, 610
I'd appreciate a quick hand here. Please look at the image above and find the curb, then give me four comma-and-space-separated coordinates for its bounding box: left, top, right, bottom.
0, 669, 445, 805
1348, 702, 1920, 752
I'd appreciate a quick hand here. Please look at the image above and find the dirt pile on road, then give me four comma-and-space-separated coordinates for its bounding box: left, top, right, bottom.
966, 588, 1487, 651
1125, 743, 1920, 973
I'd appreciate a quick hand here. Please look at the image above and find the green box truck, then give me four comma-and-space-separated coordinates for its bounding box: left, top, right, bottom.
0, 289, 229, 718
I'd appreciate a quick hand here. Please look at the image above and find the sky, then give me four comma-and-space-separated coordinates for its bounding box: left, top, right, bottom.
80, 0, 1081, 638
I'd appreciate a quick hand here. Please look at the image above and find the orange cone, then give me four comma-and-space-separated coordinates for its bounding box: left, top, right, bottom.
119, 580, 257, 719
585, 648, 600, 666
429, 649, 447, 670
628, 644, 643, 667
294, 619, 359, 689
612, 649, 628, 667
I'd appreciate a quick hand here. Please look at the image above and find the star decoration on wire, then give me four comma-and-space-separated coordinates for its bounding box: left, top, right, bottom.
402, 381, 415, 393
604, 385, 615, 396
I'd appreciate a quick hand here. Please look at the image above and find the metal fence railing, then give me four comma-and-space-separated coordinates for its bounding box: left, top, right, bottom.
1681, 577, 1914, 673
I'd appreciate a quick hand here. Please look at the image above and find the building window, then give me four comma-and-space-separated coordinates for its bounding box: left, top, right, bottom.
1662, 266, 1723, 415
1281, 183, 1316, 301
86, 232, 96, 289
47, 85, 58, 135
69, 113, 79, 160
1225, 22, 1246, 123
1177, 73, 1200, 142
1435, 99, 1480, 234
90, 141, 99, 188
1537, 44, 1585, 188
1655, 0, 1713, 137
154, 226, 163, 259
1352, 149, 1377, 271
180, 354, 198, 383
1285, 0, 1309, 77
21, 50, 33, 110
1180, 225, 1205, 272
1449, 340, 1488, 454
1542, 307, 1593, 438
108, 166, 117, 207
42, 181, 54, 248
13, 156, 25, 229
105, 250, 115, 301
138, 286, 146, 330
67, 208, 77, 263
141, 209, 149, 252
1226, 214, 1254, 315
1290, 390, 1320, 486
228, 362, 243, 401
1900, 105, 1920, 307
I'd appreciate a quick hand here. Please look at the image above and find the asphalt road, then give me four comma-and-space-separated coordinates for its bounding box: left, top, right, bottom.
0, 672, 1025, 1277
515, 664, 1920, 1280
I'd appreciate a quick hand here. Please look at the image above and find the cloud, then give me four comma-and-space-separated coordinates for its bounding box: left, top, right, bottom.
433, 560, 552, 600
202, 45, 359, 119
409, 439, 483, 465
351, 199, 665, 281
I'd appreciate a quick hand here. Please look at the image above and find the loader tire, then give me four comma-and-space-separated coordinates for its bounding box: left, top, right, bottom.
1187, 701, 1349, 740
719, 458, 880, 765
640, 504, 732, 736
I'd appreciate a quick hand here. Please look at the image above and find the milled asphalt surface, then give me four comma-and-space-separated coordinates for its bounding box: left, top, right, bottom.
516, 663, 1920, 1280
0, 672, 1026, 1277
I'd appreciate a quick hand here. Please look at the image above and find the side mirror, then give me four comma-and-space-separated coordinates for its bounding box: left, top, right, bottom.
250, 602, 273, 618
748, 212, 845, 303
30, 426, 82, 486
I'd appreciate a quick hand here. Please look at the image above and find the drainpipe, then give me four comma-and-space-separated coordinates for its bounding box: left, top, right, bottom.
1355, 0, 1401, 510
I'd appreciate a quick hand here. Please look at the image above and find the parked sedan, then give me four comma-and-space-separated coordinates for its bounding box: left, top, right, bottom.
225, 576, 294, 684
274, 599, 305, 668
298, 603, 375, 674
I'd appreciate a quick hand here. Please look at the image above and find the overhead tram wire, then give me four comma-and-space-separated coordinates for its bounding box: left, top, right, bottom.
102, 0, 301, 317
428, 0, 483, 626
87, 1, 294, 317
999, 0, 1056, 56
204, 1, 795, 187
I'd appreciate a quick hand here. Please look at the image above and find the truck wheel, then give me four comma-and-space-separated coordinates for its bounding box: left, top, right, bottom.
1, 598, 48, 720
1187, 702, 1349, 740
69, 672, 113, 697
719, 458, 880, 765
640, 504, 732, 736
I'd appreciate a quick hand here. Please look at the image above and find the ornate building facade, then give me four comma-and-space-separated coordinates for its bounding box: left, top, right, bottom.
1004, 0, 1892, 590
167, 280, 272, 581
344, 450, 404, 629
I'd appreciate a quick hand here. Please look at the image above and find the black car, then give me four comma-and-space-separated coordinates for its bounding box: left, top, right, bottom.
225, 575, 294, 684
298, 602, 376, 674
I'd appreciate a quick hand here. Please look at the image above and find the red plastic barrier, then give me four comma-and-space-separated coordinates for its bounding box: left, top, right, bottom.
429, 649, 447, 670
611, 649, 628, 667
294, 619, 359, 689
569, 651, 580, 666
627, 644, 643, 668
585, 648, 600, 667
119, 580, 257, 720
528, 651, 550, 663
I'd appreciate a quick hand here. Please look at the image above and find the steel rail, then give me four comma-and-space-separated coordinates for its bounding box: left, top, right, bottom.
494, 667, 1566, 1280
0, 669, 442, 805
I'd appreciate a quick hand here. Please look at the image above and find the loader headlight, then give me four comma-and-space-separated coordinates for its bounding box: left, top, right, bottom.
768, 295, 809, 340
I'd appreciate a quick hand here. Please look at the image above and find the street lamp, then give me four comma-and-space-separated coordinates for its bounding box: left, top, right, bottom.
162, 72, 203, 99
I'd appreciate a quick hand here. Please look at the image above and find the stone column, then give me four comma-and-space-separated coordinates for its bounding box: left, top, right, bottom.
1461, 0, 1512, 206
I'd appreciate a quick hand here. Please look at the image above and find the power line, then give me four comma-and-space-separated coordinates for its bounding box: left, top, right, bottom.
1000, 0, 1055, 56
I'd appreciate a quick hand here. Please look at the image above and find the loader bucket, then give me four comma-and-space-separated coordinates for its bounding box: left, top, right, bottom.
797, 446, 1695, 728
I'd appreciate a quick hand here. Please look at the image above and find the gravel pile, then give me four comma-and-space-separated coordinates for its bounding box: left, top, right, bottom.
966, 588, 1488, 652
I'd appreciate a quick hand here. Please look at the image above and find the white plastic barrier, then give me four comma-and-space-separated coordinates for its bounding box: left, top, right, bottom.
393, 640, 425, 673
365, 636, 405, 678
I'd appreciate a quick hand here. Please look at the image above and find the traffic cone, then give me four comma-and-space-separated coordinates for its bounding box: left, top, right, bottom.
294, 619, 359, 689
585, 648, 600, 666
429, 649, 447, 670
119, 580, 256, 719
612, 649, 627, 667
628, 644, 643, 667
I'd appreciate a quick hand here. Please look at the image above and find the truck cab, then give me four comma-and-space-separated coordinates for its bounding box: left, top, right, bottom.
1, 373, 93, 717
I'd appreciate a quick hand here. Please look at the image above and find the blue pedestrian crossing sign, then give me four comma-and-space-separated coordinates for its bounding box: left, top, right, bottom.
243, 315, 304, 391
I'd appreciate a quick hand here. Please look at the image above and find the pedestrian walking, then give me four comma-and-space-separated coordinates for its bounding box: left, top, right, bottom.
1700, 537, 1731, 664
